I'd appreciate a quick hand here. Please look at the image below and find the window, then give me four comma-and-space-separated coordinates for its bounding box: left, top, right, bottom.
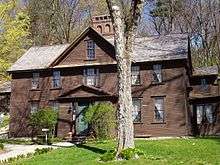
154, 97, 165, 122
153, 64, 162, 83
105, 24, 111, 33
132, 98, 141, 122
97, 25, 102, 33
87, 40, 95, 60
84, 68, 99, 86
52, 71, 61, 88
50, 101, 59, 111
32, 72, 39, 89
30, 102, 39, 114
131, 66, 140, 85
201, 78, 208, 90
196, 104, 214, 124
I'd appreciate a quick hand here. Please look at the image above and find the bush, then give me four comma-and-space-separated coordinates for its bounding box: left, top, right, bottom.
100, 150, 116, 162
29, 107, 58, 136
119, 148, 144, 160
0, 143, 4, 150
34, 148, 53, 155
0, 114, 9, 128
83, 102, 116, 139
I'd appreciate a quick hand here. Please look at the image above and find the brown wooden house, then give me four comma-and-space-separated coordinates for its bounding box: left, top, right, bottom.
7, 15, 220, 138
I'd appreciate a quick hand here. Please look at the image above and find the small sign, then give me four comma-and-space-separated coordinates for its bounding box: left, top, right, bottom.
42, 128, 49, 132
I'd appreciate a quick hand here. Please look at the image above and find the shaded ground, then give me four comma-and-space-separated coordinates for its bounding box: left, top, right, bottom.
11, 138, 220, 165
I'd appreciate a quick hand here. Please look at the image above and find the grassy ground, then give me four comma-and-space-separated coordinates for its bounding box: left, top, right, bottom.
11, 138, 220, 165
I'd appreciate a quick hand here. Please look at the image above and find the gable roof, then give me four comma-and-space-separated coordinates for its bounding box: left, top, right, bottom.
50, 27, 115, 67
193, 66, 218, 76
8, 44, 70, 72
107, 34, 188, 62
8, 27, 189, 72
59, 84, 114, 99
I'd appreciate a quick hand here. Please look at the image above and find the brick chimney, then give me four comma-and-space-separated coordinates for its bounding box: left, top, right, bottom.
92, 15, 114, 37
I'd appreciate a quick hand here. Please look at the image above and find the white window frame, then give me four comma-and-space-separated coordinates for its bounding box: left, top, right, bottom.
153, 64, 162, 83
131, 66, 140, 85
30, 102, 39, 114
154, 97, 165, 122
52, 71, 61, 88
196, 104, 214, 124
132, 98, 141, 122
87, 40, 95, 60
84, 68, 99, 86
32, 72, 40, 89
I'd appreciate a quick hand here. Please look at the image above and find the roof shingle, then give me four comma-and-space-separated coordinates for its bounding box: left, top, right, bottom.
8, 44, 70, 72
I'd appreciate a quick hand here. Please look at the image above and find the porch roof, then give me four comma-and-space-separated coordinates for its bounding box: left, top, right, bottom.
58, 85, 115, 99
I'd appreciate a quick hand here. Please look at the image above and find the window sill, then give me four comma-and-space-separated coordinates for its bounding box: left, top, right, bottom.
151, 122, 166, 124
50, 87, 62, 90
30, 88, 41, 91
84, 59, 97, 62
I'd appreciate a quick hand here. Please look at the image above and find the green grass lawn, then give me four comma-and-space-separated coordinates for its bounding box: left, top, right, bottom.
12, 138, 220, 165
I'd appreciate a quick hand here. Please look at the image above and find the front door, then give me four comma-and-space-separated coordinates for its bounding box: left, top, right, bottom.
75, 101, 89, 135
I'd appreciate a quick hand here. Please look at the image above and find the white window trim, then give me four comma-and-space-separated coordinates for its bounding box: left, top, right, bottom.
32, 72, 40, 89
52, 71, 61, 88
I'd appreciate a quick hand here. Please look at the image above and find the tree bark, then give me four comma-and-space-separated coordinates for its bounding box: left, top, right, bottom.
105, 0, 144, 156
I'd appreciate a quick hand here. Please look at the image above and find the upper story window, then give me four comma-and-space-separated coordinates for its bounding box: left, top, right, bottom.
50, 101, 59, 111
83, 68, 99, 86
132, 98, 141, 122
87, 40, 95, 60
32, 72, 40, 89
153, 64, 162, 83
201, 78, 208, 90
52, 71, 61, 88
154, 97, 165, 122
30, 101, 39, 114
196, 104, 214, 124
131, 66, 140, 85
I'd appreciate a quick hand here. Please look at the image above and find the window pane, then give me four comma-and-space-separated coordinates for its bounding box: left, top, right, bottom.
53, 71, 61, 88
84, 68, 99, 86
201, 79, 208, 90
87, 40, 95, 59
31, 102, 39, 114
205, 105, 214, 123
51, 101, 59, 111
32, 73, 39, 89
154, 97, 164, 122
153, 64, 162, 83
196, 105, 204, 124
131, 66, 140, 85
132, 99, 141, 122
155, 110, 164, 121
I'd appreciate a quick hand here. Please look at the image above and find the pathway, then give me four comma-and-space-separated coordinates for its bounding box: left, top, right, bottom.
0, 142, 75, 162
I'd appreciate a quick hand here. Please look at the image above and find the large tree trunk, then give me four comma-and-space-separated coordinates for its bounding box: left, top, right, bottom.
110, 5, 134, 153
106, 0, 144, 156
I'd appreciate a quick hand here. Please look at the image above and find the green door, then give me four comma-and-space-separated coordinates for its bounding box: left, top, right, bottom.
75, 102, 89, 135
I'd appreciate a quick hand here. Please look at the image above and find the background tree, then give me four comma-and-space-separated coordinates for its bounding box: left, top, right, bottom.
0, 0, 31, 82
146, 0, 220, 68
105, 0, 144, 156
